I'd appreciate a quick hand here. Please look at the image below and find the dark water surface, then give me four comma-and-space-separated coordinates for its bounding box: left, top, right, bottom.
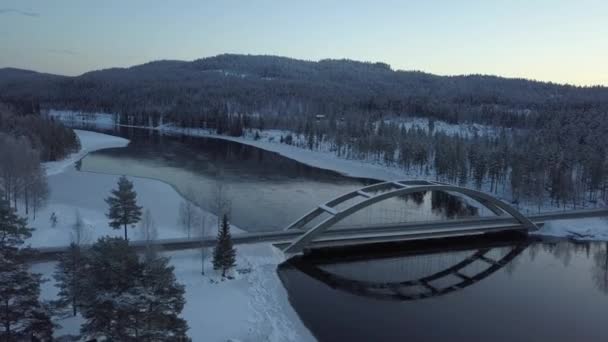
71, 125, 608, 341
278, 236, 608, 342
78, 126, 487, 232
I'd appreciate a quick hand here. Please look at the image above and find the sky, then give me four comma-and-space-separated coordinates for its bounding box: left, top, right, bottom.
0, 0, 606, 86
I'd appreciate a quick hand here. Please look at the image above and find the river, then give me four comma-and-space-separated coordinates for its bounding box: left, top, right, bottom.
77, 126, 488, 232
70, 125, 608, 341
279, 235, 608, 341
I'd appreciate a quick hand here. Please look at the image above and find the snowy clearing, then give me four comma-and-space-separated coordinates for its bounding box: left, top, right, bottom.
386, 116, 503, 138
32, 244, 314, 342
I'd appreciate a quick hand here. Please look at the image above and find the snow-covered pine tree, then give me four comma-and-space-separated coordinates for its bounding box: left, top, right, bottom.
213, 214, 237, 278
53, 243, 86, 317
79, 237, 141, 340
105, 175, 143, 240
79, 237, 189, 341
0, 200, 53, 340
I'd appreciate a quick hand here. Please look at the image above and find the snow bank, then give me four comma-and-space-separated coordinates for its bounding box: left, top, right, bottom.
160, 126, 408, 181
32, 244, 314, 342
534, 217, 608, 241
43, 129, 128, 176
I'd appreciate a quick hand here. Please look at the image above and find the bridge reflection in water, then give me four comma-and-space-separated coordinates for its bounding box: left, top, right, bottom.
277, 234, 542, 342
279, 234, 529, 302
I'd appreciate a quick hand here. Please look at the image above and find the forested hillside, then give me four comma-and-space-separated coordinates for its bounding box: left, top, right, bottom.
1, 54, 608, 209
1, 54, 608, 127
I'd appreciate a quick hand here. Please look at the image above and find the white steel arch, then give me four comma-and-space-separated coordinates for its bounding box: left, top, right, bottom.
283, 180, 537, 254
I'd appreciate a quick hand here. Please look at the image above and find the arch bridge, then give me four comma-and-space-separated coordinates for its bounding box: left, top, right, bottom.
282, 180, 539, 254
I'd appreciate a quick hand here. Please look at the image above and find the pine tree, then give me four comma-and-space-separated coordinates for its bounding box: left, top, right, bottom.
0, 200, 53, 340
53, 243, 86, 317
213, 214, 237, 278
79, 237, 189, 341
0, 256, 54, 341
80, 237, 140, 340
137, 256, 189, 340
105, 175, 143, 240
0, 199, 33, 250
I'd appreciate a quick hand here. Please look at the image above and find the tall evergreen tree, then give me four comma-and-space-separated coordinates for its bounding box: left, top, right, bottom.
0, 199, 32, 250
53, 243, 86, 317
213, 214, 237, 278
105, 176, 143, 240
136, 256, 189, 340
0, 255, 54, 341
0, 200, 53, 340
79, 237, 140, 341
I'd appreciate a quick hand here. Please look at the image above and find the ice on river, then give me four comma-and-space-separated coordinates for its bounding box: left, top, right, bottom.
28, 129, 242, 248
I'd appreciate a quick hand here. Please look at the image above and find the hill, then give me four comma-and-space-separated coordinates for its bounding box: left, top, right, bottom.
1, 54, 607, 127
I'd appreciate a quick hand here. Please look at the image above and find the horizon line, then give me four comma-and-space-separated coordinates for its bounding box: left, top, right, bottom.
1, 53, 606, 88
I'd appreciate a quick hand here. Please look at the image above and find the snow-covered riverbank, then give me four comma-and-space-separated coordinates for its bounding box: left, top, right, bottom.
29, 129, 314, 342
29, 129, 246, 248
43, 129, 129, 176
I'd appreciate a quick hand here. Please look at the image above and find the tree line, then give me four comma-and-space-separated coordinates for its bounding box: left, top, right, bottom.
0, 103, 79, 217
2, 54, 608, 130
271, 111, 608, 210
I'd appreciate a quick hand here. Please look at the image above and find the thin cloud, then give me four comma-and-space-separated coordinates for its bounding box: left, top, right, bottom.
0, 8, 40, 17
47, 49, 80, 56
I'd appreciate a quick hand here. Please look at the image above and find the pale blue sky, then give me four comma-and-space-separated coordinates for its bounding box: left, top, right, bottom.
1, 0, 606, 85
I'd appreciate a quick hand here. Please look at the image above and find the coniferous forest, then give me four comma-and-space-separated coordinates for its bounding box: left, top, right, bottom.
2, 54, 606, 209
